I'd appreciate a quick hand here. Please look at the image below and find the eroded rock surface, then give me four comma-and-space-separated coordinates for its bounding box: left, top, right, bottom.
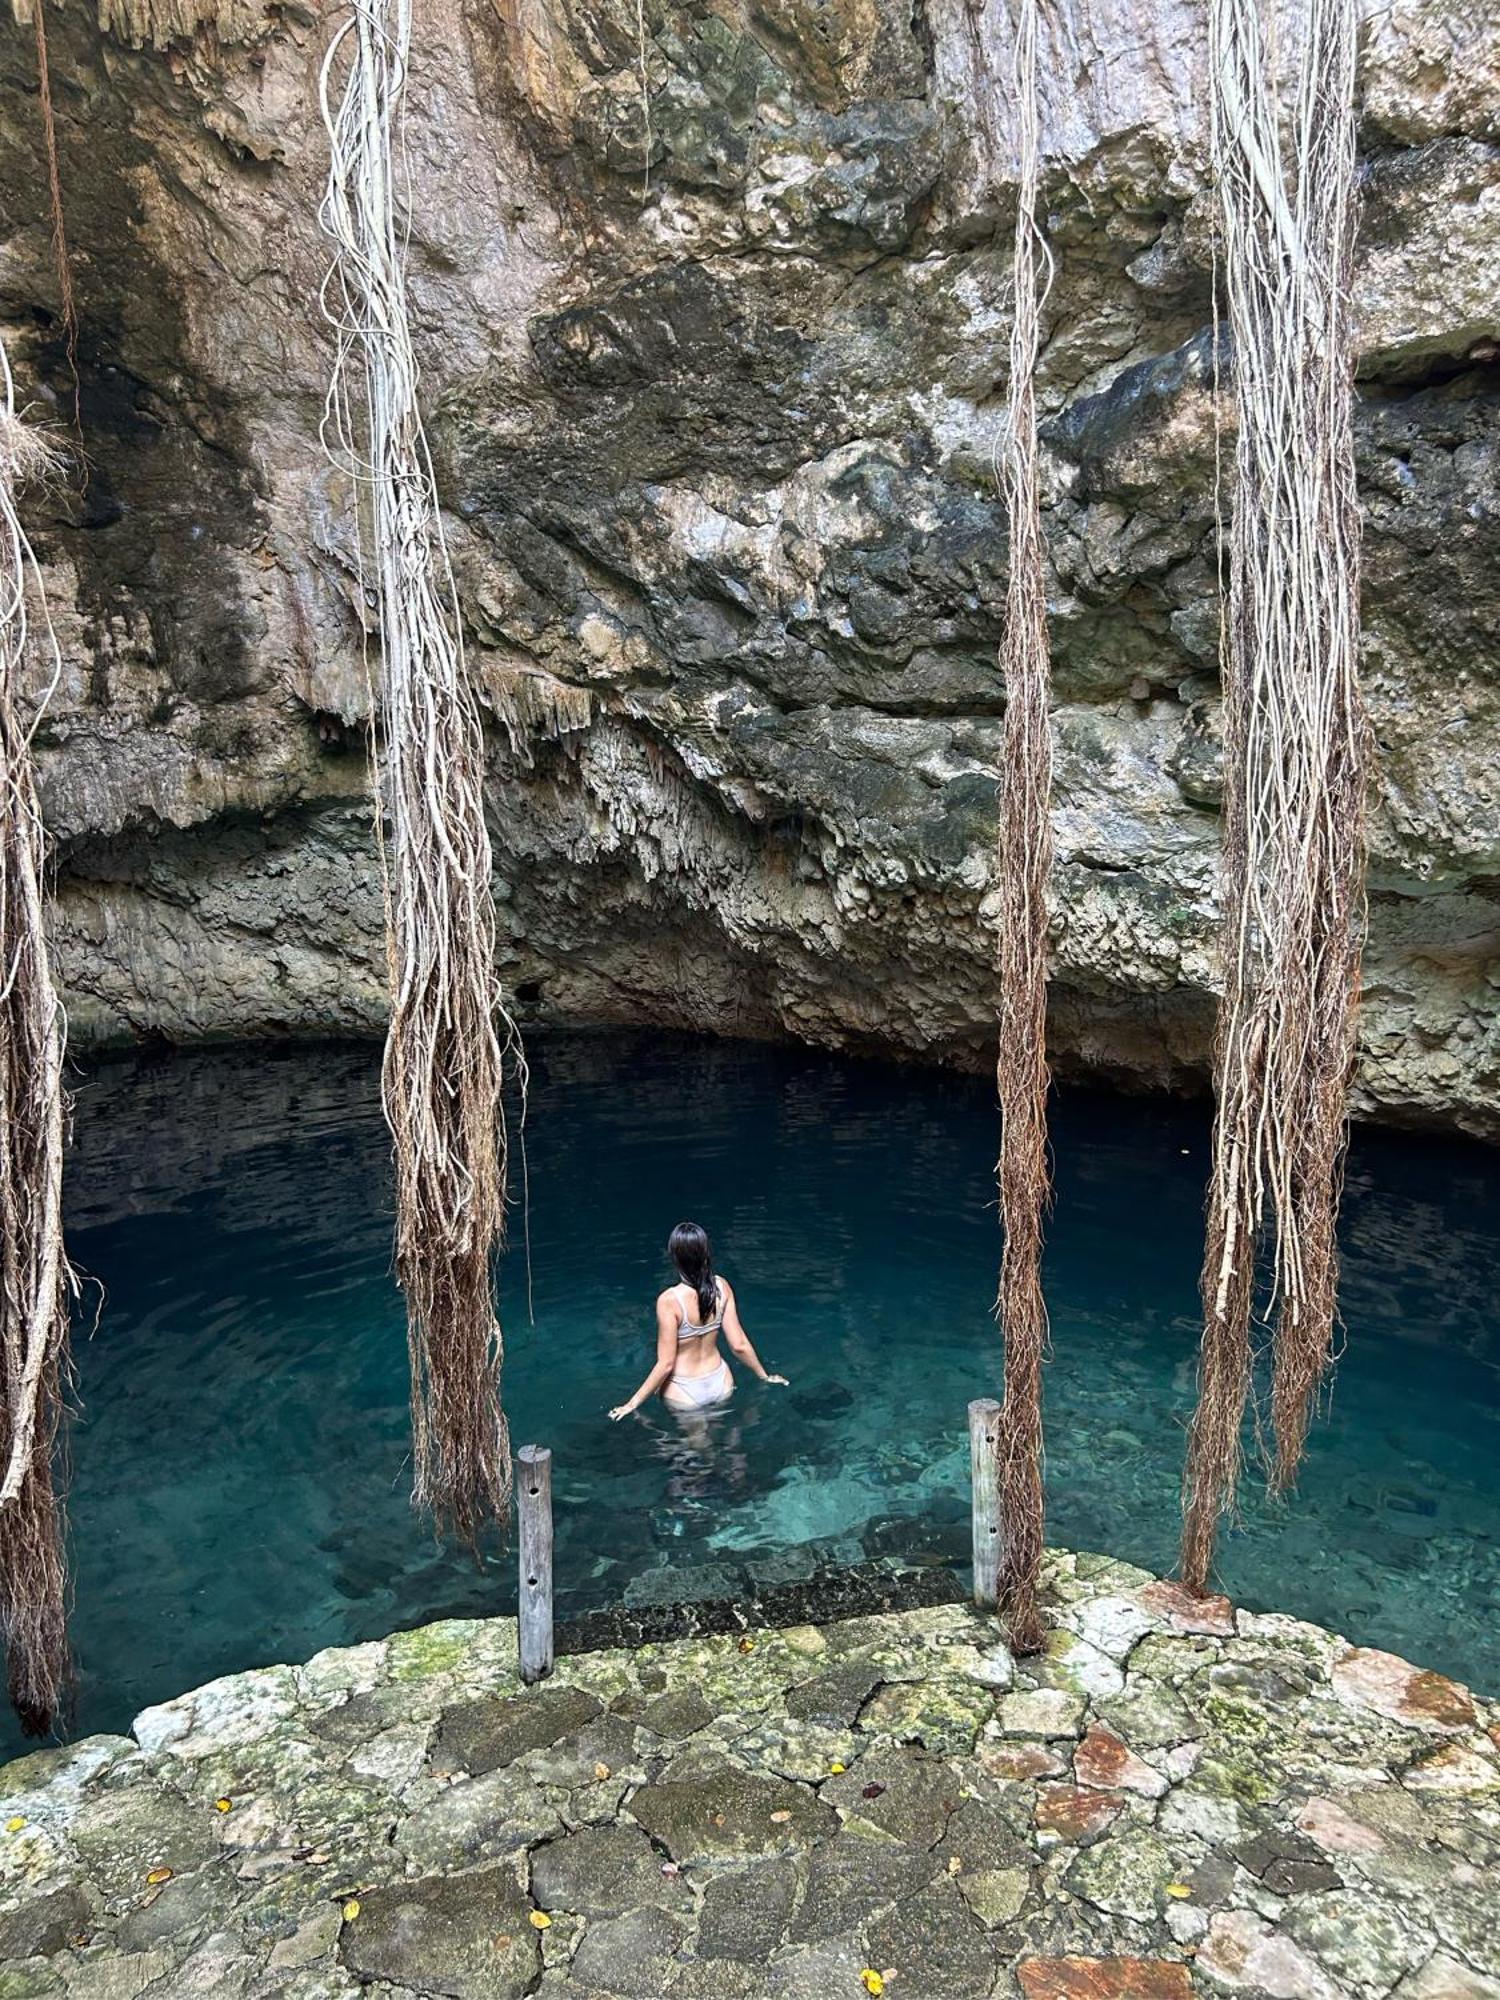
1, 0, 1499, 1129
2, 1550, 1498, 1998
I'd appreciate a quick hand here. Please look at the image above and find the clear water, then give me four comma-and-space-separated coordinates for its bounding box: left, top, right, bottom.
7, 1030, 1499, 1760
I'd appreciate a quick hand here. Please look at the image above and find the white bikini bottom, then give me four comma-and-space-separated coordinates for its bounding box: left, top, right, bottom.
665, 1359, 733, 1410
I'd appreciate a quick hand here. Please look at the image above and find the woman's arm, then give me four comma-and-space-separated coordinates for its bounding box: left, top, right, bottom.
720, 1280, 788, 1386
609, 1297, 679, 1420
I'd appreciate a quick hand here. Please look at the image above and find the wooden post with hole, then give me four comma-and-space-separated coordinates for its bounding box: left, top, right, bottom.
517, 1444, 554, 1684
969, 1398, 1002, 1610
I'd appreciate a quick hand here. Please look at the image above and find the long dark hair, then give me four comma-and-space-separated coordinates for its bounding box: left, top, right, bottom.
669, 1221, 717, 1326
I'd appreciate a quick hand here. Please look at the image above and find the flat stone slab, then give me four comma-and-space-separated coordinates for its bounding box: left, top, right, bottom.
698, 1855, 800, 1958
436, 1682, 604, 1772
1036, 1781, 1126, 1844
569, 1901, 690, 1993
1019, 1958, 1195, 1998
0, 1882, 91, 1960
638, 1686, 716, 1740
1330, 1648, 1479, 1733
783, 1658, 886, 1726
789, 1833, 938, 1943
629, 1768, 836, 1862
821, 1741, 963, 1845
530, 1823, 687, 1918
337, 1861, 541, 1999
1074, 1724, 1169, 1799
1, 1546, 1496, 2000
865, 1876, 996, 2000
1138, 1578, 1236, 1637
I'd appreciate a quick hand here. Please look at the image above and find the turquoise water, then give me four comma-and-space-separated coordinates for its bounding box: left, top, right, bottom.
6, 1030, 1499, 1757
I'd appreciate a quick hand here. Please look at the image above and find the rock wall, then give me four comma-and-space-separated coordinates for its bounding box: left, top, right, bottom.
1, 0, 1498, 1130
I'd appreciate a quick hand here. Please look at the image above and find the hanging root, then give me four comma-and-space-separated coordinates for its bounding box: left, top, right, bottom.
1181, 0, 1368, 1592
634, 0, 653, 199
320, 0, 514, 1544
30, 0, 81, 434
992, 0, 1055, 1658
0, 337, 75, 1734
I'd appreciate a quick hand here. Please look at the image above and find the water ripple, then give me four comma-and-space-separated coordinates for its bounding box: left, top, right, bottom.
3, 1028, 1494, 1759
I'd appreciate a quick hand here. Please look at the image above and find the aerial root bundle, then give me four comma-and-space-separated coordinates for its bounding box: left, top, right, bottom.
320, 0, 515, 1543
0, 342, 75, 1734
1180, 0, 1369, 1594
30, 0, 81, 431
992, 0, 1055, 1657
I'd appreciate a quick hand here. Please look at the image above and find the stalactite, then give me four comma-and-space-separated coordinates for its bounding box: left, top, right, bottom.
992, 0, 1054, 1658
320, 0, 516, 1544
0, 340, 74, 1734
1181, 0, 1369, 1593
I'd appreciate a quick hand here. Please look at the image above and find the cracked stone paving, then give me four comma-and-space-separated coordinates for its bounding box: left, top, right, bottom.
1, 1550, 1498, 1999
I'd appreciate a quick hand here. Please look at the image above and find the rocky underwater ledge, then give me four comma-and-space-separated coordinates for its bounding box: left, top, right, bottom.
1, 1549, 1497, 2000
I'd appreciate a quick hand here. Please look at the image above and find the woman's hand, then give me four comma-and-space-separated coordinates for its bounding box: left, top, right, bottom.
765, 1373, 789, 1387
609, 1403, 633, 1422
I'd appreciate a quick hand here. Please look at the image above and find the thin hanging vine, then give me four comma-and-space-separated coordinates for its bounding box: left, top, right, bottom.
29, 0, 81, 433
0, 338, 75, 1734
992, 0, 1055, 1657
320, 0, 518, 1543
1181, 0, 1368, 1594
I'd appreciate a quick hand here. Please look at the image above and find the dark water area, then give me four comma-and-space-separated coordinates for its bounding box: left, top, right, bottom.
6, 1029, 1498, 1759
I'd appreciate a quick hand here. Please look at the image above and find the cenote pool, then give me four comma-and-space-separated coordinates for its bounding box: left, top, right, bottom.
9, 1028, 1499, 1758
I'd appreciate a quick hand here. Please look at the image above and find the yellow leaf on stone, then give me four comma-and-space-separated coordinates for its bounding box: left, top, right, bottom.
947, 1855, 962, 1875
343, 1900, 361, 1922
529, 1911, 552, 1930
593, 1762, 612, 1782
770, 1809, 792, 1824
861, 1972, 885, 1995
1166, 1882, 1192, 1899
5, 1817, 24, 1833
829, 1762, 846, 1775
214, 1798, 233, 1813
146, 1868, 173, 1886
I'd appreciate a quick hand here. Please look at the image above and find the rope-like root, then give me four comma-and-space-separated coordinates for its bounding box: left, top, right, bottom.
31, 0, 81, 434
320, 0, 515, 1544
1181, 0, 1368, 1593
992, 0, 1055, 1658
0, 345, 75, 1734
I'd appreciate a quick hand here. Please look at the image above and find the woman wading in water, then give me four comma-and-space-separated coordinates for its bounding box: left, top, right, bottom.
609, 1222, 788, 1420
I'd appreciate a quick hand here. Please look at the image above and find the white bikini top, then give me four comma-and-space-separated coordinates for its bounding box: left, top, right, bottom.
673, 1279, 724, 1343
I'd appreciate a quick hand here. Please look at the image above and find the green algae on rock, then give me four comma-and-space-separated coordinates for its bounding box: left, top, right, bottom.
0, 1549, 1496, 1997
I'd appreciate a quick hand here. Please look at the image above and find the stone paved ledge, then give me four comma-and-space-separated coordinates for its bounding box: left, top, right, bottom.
1, 1550, 1498, 2000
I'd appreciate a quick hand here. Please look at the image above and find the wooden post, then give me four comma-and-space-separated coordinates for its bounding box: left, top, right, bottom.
517, 1445, 553, 1684
969, 1398, 1002, 1610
